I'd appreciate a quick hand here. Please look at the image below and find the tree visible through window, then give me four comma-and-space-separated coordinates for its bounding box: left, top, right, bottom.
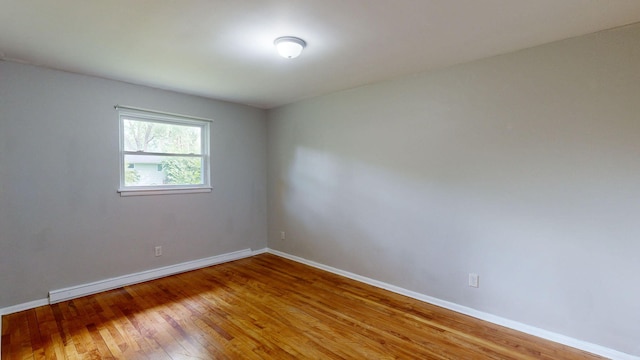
117, 106, 211, 195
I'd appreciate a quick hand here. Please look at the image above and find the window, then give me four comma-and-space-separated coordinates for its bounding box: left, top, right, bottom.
117, 105, 211, 196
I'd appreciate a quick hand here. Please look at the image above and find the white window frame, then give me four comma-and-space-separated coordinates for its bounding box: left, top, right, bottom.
116, 105, 212, 197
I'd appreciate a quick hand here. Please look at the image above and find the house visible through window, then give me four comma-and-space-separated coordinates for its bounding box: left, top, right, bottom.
117, 105, 212, 196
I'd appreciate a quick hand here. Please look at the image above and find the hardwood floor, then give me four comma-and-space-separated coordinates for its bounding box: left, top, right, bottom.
2, 253, 605, 359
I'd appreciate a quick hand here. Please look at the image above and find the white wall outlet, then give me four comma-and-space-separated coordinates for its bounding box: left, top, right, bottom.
280, 231, 286, 240
155, 246, 162, 257
469, 273, 479, 288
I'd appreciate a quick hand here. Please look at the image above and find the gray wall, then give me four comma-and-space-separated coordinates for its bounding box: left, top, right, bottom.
267, 24, 640, 355
0, 61, 268, 308
2, 22, 639, 357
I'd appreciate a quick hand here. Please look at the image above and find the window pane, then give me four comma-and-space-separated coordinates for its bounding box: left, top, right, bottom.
123, 118, 201, 154
124, 155, 202, 186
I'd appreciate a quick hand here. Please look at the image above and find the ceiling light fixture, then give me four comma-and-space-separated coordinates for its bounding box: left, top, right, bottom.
274, 36, 306, 59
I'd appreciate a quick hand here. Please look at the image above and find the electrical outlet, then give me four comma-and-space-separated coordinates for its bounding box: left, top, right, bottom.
280, 231, 286, 240
155, 246, 162, 257
469, 273, 479, 288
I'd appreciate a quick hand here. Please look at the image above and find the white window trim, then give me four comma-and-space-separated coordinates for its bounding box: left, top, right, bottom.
119, 187, 212, 197
116, 105, 212, 197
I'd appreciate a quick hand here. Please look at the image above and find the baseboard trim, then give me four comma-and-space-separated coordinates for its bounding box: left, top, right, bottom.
267, 249, 638, 360
0, 298, 50, 354
0, 298, 49, 316
2, 248, 635, 359
251, 247, 269, 255
48, 248, 254, 304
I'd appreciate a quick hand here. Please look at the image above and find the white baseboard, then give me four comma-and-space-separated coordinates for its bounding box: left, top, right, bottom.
0, 298, 49, 316
48, 248, 254, 304
2, 247, 635, 359
0, 299, 50, 355
251, 247, 269, 255
0, 247, 258, 356
267, 249, 638, 360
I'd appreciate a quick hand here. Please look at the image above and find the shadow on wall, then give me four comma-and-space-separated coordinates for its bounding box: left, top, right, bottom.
269, 83, 640, 353
281, 145, 612, 306
269, 24, 640, 355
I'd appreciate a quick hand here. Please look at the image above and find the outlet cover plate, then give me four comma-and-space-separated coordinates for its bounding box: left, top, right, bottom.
469, 273, 479, 288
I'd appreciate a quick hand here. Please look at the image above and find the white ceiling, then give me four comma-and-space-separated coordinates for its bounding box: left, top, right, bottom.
1, 1, 640, 109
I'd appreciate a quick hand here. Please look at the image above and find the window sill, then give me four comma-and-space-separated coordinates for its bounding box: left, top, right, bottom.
118, 187, 212, 197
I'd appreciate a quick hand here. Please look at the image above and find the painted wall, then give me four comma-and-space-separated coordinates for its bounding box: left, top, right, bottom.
0, 61, 268, 308
267, 24, 640, 355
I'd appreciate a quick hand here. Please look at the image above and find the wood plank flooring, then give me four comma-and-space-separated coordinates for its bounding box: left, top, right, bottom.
2, 253, 605, 359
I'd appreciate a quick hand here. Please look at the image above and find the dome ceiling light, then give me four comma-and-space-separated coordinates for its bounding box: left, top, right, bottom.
274, 36, 306, 59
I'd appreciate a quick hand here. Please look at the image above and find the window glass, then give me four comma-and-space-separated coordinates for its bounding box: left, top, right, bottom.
117, 106, 211, 196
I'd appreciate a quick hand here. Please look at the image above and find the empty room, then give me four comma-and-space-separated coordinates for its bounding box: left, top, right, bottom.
1, 1, 639, 359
